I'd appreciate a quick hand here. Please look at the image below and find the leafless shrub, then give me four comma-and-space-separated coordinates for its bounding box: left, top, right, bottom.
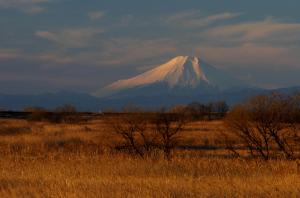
215, 100, 229, 117
106, 106, 189, 159
225, 105, 271, 160
225, 93, 300, 160
54, 104, 84, 123
25, 107, 49, 122
106, 111, 157, 158
153, 109, 188, 160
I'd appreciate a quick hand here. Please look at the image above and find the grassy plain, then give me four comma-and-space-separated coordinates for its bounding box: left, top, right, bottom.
0, 118, 299, 197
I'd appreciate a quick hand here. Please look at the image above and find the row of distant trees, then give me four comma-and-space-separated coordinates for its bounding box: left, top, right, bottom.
24, 104, 80, 123
171, 100, 229, 120
0, 104, 77, 113
24, 104, 77, 113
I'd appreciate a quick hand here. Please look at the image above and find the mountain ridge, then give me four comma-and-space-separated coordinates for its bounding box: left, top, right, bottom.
94, 56, 247, 97
1, 87, 300, 111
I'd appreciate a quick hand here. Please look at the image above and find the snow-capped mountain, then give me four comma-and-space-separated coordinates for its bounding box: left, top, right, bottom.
2, 55, 298, 110
94, 56, 245, 98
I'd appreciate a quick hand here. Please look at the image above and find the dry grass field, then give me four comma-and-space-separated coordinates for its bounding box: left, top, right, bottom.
0, 118, 299, 197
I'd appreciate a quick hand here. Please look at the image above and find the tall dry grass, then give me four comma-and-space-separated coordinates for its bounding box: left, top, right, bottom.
0, 118, 299, 197
0, 154, 299, 198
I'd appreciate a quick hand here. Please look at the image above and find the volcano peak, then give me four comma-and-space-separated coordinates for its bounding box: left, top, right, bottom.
94, 56, 244, 97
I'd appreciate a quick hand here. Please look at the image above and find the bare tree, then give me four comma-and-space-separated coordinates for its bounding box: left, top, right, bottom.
225, 93, 300, 160
106, 110, 156, 158
153, 109, 187, 160
215, 101, 229, 117
225, 105, 272, 160
250, 93, 298, 160
107, 106, 189, 160
25, 106, 50, 122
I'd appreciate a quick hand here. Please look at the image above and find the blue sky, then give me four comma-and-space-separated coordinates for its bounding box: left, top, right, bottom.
1, 0, 300, 94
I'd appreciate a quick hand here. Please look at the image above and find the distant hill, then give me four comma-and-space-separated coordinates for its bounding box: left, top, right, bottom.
0, 91, 101, 112
1, 87, 300, 111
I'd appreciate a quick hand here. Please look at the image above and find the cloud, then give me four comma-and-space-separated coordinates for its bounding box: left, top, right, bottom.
37, 53, 75, 65
202, 17, 300, 46
165, 11, 242, 28
189, 17, 300, 69
196, 43, 300, 68
92, 38, 178, 66
12, 15, 300, 73
38, 38, 177, 67
35, 31, 56, 40
35, 27, 105, 48
88, 11, 106, 20
0, 48, 74, 65
0, 0, 52, 14
0, 49, 22, 60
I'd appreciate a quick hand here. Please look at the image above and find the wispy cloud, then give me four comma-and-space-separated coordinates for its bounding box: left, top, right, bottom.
197, 44, 298, 67
165, 11, 242, 28
35, 27, 105, 48
185, 17, 300, 68
88, 10, 106, 20
93, 38, 178, 66
202, 17, 300, 46
42, 38, 177, 67
37, 53, 75, 65
0, 49, 22, 60
8, 13, 300, 72
0, 0, 52, 14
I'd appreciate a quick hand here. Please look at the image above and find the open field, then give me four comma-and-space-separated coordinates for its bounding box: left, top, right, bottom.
0, 118, 299, 197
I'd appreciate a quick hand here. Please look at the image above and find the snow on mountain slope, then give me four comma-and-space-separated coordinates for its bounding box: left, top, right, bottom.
94, 56, 244, 97
109, 56, 208, 89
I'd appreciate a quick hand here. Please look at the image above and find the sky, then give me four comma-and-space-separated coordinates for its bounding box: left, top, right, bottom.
1, 0, 300, 94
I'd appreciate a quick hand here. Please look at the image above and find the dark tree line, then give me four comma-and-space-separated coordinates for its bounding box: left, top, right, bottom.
175, 100, 229, 120
24, 104, 86, 123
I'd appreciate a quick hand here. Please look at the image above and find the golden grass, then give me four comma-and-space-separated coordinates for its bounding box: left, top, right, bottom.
0, 118, 299, 197
0, 154, 299, 198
